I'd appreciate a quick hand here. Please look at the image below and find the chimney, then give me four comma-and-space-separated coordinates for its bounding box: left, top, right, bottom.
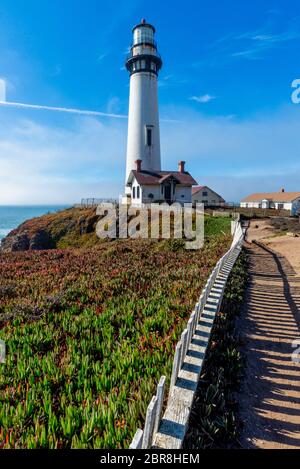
280, 187, 285, 193
178, 160, 185, 173
135, 159, 142, 172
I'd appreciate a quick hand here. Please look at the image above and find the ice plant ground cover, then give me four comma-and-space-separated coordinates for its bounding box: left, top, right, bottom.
0, 223, 231, 448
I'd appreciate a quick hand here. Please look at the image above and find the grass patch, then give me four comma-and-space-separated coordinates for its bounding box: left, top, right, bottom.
204, 216, 231, 238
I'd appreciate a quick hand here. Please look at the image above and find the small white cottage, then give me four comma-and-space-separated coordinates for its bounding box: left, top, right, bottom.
192, 185, 225, 207
240, 189, 300, 215
126, 160, 197, 206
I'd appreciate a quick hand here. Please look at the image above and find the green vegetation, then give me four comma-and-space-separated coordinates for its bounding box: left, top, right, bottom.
184, 251, 248, 449
0, 217, 231, 449
204, 215, 232, 237
2, 206, 232, 251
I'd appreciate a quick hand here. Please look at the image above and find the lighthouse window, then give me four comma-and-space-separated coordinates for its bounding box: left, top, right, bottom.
146, 127, 152, 146
134, 27, 154, 45
141, 60, 146, 69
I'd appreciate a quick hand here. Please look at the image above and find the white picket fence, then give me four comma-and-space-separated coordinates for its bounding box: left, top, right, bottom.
129, 220, 245, 449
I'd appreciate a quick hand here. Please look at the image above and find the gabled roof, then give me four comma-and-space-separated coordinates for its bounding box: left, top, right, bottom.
192, 185, 225, 201
241, 192, 300, 203
192, 186, 205, 194
127, 169, 198, 186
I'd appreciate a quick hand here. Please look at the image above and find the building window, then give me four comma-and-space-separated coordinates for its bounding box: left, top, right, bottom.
278, 203, 284, 209
146, 127, 152, 146
148, 193, 154, 199
137, 186, 140, 198
132, 187, 135, 199
202, 191, 208, 196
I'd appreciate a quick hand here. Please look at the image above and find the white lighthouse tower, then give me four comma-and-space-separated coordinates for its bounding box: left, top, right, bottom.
124, 19, 162, 194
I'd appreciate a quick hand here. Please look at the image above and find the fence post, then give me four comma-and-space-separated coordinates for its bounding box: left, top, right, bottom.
191, 310, 197, 334
129, 429, 143, 449
170, 341, 183, 388
198, 293, 205, 318
187, 317, 193, 349
142, 395, 158, 449
180, 329, 189, 365
153, 376, 166, 440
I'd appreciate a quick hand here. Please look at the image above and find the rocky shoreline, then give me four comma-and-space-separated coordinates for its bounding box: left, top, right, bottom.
0, 207, 100, 252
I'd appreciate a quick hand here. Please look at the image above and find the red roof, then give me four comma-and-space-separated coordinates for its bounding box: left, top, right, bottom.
241, 192, 300, 203
129, 170, 198, 186
192, 186, 205, 195
192, 185, 225, 201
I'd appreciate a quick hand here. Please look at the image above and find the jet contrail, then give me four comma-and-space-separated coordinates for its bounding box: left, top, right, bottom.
0, 100, 127, 119
0, 78, 6, 102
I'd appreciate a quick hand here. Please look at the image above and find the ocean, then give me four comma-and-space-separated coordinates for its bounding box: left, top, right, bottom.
0, 206, 69, 242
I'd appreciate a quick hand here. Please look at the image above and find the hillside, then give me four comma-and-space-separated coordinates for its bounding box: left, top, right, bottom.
0, 210, 232, 448
0, 206, 232, 252
0, 207, 100, 252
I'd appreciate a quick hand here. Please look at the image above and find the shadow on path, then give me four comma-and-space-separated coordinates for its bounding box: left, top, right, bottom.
237, 241, 300, 449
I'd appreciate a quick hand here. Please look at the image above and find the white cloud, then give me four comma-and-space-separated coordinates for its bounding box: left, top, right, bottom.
0, 104, 300, 204
0, 116, 127, 204
97, 53, 108, 62
160, 105, 300, 200
189, 94, 216, 103
106, 96, 121, 114
231, 28, 300, 59
198, 19, 300, 65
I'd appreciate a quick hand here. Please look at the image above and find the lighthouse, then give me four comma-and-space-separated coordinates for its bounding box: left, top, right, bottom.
124, 19, 162, 194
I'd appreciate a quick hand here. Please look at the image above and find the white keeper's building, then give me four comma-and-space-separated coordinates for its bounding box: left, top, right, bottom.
192, 185, 225, 207
240, 189, 300, 215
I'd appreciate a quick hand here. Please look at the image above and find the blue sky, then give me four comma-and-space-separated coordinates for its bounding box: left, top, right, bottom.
0, 0, 300, 204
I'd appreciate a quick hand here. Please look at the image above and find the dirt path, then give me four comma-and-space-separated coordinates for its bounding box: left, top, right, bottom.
237, 221, 300, 448
246, 218, 300, 273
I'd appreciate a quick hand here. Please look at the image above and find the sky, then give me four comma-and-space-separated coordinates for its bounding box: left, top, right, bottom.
0, 0, 300, 204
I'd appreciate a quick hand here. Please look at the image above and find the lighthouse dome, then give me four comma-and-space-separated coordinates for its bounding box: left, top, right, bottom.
133, 20, 155, 46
